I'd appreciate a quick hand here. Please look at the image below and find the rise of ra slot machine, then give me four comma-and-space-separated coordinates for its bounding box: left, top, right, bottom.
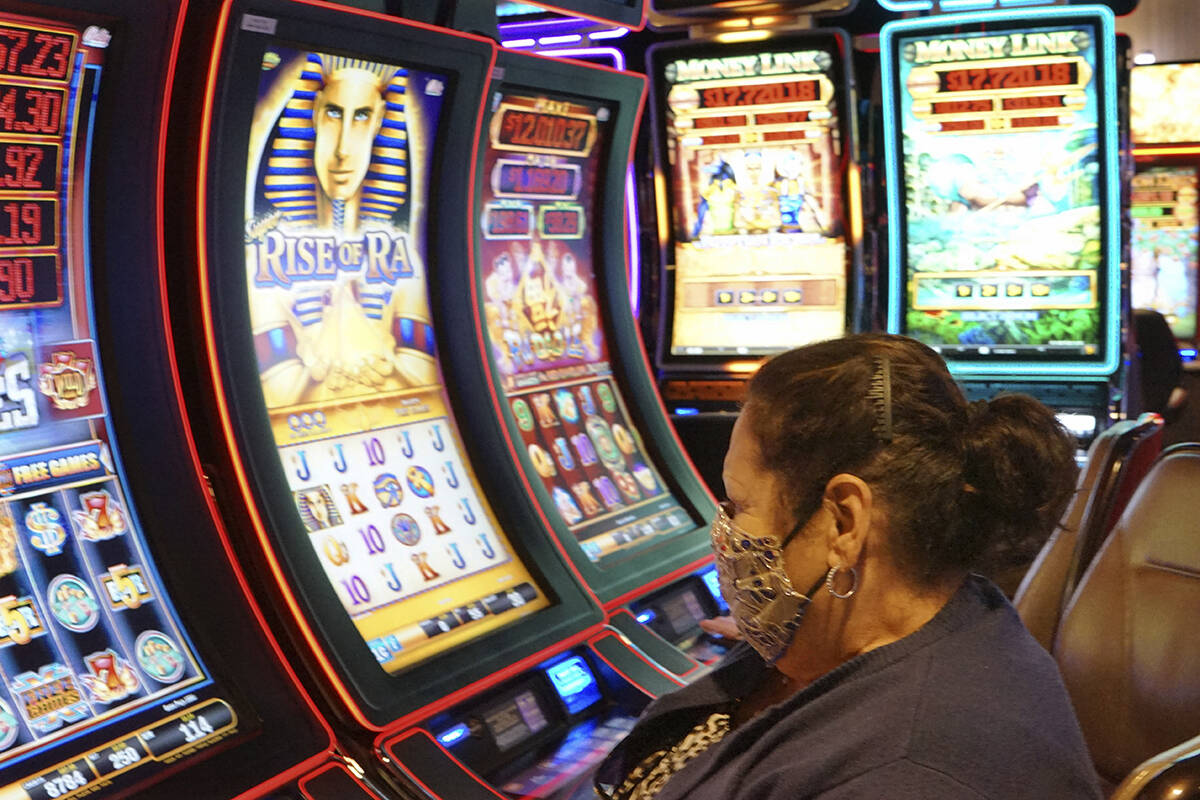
477, 91, 693, 564
891, 25, 1112, 363
241, 47, 550, 675
658, 43, 850, 358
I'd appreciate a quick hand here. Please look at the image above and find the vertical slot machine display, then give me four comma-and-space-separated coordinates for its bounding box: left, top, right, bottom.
1129, 61, 1200, 353
646, 31, 859, 498
882, 6, 1122, 449
651, 32, 859, 383
457, 49, 725, 676
0, 1, 362, 799
190, 1, 690, 799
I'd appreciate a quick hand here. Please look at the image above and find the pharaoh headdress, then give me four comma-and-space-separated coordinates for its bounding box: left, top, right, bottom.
263, 53, 411, 229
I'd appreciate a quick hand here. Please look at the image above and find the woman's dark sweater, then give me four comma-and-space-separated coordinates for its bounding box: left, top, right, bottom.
597, 576, 1103, 800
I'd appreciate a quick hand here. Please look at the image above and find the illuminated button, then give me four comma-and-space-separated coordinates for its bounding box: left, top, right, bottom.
980, 284, 998, 298
760, 290, 779, 303
738, 290, 757, 304
1006, 283, 1025, 297
783, 289, 803, 304
715, 290, 734, 304
956, 284, 973, 298
1032, 283, 1051, 297
437, 723, 470, 747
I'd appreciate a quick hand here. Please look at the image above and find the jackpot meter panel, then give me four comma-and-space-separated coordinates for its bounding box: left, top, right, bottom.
0, 7, 250, 799
478, 89, 692, 565
650, 33, 855, 365
883, 8, 1120, 377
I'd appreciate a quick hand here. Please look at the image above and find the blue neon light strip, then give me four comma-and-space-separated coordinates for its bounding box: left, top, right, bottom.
881, 6, 1121, 378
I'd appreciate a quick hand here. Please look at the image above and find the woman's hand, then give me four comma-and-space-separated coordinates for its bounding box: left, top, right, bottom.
699, 615, 743, 640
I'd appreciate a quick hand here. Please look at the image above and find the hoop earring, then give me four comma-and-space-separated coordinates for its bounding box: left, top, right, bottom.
826, 565, 858, 599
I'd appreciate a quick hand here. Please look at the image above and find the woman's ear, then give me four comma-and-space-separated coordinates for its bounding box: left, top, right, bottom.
823, 474, 873, 568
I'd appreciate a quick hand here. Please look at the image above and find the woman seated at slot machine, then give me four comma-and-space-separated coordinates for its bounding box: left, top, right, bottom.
595, 334, 1102, 800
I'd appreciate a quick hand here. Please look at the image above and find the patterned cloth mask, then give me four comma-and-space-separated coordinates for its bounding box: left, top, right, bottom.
710, 503, 825, 663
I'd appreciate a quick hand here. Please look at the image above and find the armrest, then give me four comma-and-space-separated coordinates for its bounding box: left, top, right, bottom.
1111, 732, 1200, 800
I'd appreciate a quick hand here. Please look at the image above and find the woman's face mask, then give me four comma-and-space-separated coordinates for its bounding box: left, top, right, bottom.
710, 503, 824, 663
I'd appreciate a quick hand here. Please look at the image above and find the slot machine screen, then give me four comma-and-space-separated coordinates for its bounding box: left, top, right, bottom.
1131, 166, 1199, 340
652, 35, 853, 360
241, 44, 550, 675
0, 8, 243, 797
1131, 62, 1200, 145
477, 86, 693, 565
884, 10, 1120, 376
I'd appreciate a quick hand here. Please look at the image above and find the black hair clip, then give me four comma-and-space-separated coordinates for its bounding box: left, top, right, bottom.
868, 355, 893, 443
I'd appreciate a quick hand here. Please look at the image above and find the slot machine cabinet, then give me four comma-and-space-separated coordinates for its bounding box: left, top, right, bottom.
881, 6, 1124, 450
1129, 61, 1200, 356
0, 1, 367, 798
456, 48, 729, 678
170, 1, 691, 798
645, 30, 862, 501
371, 49, 708, 800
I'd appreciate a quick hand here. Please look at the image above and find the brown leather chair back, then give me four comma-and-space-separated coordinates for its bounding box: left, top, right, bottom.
1014, 416, 1163, 650
1053, 444, 1200, 787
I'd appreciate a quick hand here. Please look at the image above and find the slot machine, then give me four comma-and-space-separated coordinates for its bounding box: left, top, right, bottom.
0, 1, 372, 798
180, 1, 693, 798
1129, 61, 1200, 355
461, 47, 727, 675
645, 30, 861, 496
881, 5, 1124, 450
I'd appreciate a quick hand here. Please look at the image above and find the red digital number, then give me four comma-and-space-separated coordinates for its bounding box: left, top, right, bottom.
22, 89, 61, 134
1, 145, 46, 189
26, 33, 71, 80
0, 257, 35, 303
0, 202, 43, 246
0, 28, 28, 76
544, 210, 579, 236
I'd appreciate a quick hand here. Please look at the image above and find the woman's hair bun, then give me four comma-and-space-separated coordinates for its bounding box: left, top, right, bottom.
957, 394, 1077, 573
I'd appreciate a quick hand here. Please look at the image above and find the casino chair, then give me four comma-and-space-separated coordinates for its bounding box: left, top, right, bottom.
1013, 414, 1165, 650
1048, 443, 1200, 797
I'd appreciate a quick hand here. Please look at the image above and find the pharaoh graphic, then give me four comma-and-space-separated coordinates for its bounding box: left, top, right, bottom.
485, 237, 599, 373
248, 52, 439, 408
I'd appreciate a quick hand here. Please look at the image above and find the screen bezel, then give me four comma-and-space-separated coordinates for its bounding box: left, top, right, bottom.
469, 50, 716, 608
881, 6, 1121, 378
648, 30, 860, 373
204, 0, 602, 728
